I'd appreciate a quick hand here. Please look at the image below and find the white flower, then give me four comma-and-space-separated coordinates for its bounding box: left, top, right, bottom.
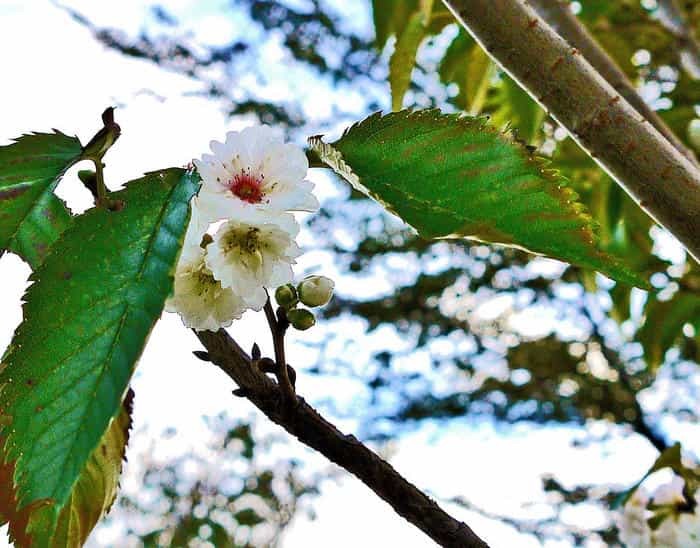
205, 213, 301, 309
677, 512, 700, 547
618, 489, 652, 548
166, 245, 247, 331
654, 517, 680, 547
194, 126, 319, 221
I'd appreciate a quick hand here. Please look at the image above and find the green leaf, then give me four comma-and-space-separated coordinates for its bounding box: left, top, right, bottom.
491, 77, 546, 145
234, 508, 265, 527
439, 30, 494, 114
389, 10, 428, 111
639, 291, 700, 369
0, 132, 83, 267
0, 391, 133, 547
372, 0, 420, 49
0, 168, 199, 543
309, 110, 646, 287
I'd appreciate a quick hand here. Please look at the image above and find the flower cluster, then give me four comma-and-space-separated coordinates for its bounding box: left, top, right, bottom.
618, 476, 700, 547
166, 126, 320, 331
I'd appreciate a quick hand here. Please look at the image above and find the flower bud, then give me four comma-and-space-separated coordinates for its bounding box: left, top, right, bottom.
287, 308, 316, 331
297, 275, 334, 308
275, 284, 299, 309
200, 233, 214, 248
689, 119, 700, 151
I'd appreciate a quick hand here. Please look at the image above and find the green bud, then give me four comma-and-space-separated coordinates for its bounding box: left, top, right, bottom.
287, 308, 316, 331
275, 284, 299, 309
689, 119, 700, 151
297, 275, 334, 308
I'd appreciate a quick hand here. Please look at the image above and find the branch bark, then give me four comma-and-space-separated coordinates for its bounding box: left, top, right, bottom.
528, 0, 697, 164
441, 0, 700, 264
195, 328, 489, 548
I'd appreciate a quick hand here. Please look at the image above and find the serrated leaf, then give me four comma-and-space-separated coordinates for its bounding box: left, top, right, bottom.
309, 110, 646, 287
389, 10, 427, 111
0, 132, 83, 267
0, 390, 133, 547
639, 292, 700, 369
0, 168, 199, 542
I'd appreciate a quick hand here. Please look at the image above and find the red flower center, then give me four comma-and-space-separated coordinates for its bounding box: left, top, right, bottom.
228, 171, 264, 204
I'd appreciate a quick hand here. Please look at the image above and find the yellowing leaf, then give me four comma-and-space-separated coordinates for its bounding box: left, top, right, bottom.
0, 392, 133, 547
389, 11, 427, 111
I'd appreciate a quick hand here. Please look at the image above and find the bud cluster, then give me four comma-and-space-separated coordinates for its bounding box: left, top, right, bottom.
275, 275, 335, 331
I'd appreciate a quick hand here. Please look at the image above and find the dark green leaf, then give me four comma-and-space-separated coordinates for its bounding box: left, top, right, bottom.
0, 132, 83, 267
0, 168, 199, 542
235, 508, 265, 527
309, 110, 646, 287
639, 291, 700, 369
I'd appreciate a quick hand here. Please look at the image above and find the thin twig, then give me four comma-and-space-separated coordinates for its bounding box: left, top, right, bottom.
579, 304, 668, 453
93, 160, 108, 208
263, 295, 296, 403
195, 328, 490, 548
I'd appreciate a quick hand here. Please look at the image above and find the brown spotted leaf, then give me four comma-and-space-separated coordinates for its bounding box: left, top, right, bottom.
0, 168, 199, 544
309, 110, 646, 287
0, 391, 133, 547
0, 131, 83, 267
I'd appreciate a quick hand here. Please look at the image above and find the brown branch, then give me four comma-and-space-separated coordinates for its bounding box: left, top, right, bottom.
441, 0, 700, 264
656, 0, 700, 79
528, 0, 697, 164
194, 328, 489, 548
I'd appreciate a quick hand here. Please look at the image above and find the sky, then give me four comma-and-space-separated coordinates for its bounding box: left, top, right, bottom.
0, 1, 685, 546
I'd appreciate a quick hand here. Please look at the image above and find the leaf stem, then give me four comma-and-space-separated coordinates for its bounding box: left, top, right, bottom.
93, 160, 109, 208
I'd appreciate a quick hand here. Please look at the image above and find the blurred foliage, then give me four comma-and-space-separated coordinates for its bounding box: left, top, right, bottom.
69, 0, 700, 545
97, 415, 317, 547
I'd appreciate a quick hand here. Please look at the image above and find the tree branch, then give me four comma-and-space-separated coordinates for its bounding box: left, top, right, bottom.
580, 306, 669, 453
441, 0, 700, 264
194, 328, 489, 548
656, 0, 700, 79
528, 0, 697, 164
